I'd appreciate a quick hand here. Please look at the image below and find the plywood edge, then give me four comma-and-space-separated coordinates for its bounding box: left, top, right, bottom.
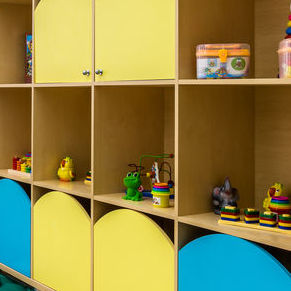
94, 80, 175, 87
33, 180, 92, 199
34, 82, 92, 88
0, 263, 55, 291
179, 78, 291, 86
178, 212, 291, 251
0, 169, 32, 184
94, 193, 176, 220
219, 219, 291, 236
0, 84, 32, 88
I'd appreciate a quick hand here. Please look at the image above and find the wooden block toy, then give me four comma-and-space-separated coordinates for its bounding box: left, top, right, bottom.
278, 214, 291, 230
260, 211, 277, 228
84, 171, 91, 185
244, 208, 260, 224
220, 206, 240, 221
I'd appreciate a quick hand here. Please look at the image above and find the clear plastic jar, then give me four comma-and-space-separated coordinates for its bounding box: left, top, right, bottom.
278, 39, 291, 78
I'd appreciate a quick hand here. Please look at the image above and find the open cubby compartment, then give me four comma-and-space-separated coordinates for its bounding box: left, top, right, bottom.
0, 88, 31, 181
93, 86, 175, 197
178, 84, 291, 249
178, 85, 254, 216
179, 0, 290, 79
33, 87, 92, 197
0, 0, 32, 83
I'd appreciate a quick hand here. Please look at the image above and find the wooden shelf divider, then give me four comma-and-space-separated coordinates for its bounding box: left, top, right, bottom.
94, 193, 176, 220
34, 180, 92, 199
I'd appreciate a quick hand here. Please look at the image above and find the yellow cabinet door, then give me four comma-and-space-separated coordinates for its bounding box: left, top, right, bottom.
95, 0, 175, 81
35, 0, 92, 83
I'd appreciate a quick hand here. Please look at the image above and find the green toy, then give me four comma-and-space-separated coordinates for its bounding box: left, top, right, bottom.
123, 172, 142, 201
123, 153, 174, 202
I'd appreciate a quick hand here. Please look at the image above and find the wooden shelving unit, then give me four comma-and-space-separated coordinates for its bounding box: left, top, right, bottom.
1, 0, 291, 290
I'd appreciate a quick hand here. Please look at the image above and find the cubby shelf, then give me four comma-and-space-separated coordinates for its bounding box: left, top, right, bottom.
34, 83, 92, 88
94, 80, 176, 87
179, 78, 291, 86
34, 180, 92, 199
94, 193, 176, 220
0, 84, 32, 88
0, 169, 32, 184
0, 1, 31, 4
178, 212, 291, 252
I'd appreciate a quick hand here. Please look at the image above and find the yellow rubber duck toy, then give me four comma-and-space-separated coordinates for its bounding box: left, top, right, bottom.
263, 182, 283, 211
57, 156, 76, 182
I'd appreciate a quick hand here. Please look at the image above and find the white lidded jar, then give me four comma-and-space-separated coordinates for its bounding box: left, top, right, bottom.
278, 39, 291, 78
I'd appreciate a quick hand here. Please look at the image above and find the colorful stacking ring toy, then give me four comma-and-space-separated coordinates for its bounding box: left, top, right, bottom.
220, 206, 240, 222
278, 214, 291, 230
260, 211, 277, 228
269, 196, 291, 215
152, 183, 171, 208
84, 171, 92, 185
244, 208, 260, 224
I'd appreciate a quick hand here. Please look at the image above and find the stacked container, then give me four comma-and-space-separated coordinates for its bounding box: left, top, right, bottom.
196, 43, 250, 79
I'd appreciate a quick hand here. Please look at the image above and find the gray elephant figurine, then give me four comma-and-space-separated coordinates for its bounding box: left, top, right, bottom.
212, 177, 239, 215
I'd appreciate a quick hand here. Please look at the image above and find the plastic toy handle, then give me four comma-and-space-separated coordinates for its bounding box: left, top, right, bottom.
138, 153, 174, 173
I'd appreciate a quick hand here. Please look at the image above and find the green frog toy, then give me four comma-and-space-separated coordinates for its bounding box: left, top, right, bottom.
123, 172, 142, 201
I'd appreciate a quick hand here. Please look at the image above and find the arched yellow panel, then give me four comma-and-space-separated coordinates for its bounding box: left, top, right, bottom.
35, 0, 92, 83
94, 209, 174, 291
33, 191, 91, 291
95, 0, 175, 81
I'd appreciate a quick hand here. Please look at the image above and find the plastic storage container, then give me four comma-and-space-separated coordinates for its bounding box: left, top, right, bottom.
278, 39, 291, 78
196, 43, 250, 79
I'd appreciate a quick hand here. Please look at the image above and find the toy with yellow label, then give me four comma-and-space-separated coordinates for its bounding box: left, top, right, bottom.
196, 43, 250, 79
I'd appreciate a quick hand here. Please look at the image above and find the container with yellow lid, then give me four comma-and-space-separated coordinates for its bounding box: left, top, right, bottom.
196, 43, 250, 79
278, 39, 291, 78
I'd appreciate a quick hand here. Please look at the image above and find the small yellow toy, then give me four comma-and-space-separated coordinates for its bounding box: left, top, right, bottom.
57, 157, 76, 182
263, 183, 283, 211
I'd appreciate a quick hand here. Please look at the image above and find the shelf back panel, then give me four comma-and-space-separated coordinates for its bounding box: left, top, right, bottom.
94, 86, 174, 194
179, 0, 254, 79
0, 88, 31, 169
33, 87, 91, 181
255, 86, 291, 208
255, 0, 290, 78
0, 3, 32, 83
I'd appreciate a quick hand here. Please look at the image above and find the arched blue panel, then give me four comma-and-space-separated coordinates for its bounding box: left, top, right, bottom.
0, 179, 31, 277
179, 234, 291, 291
